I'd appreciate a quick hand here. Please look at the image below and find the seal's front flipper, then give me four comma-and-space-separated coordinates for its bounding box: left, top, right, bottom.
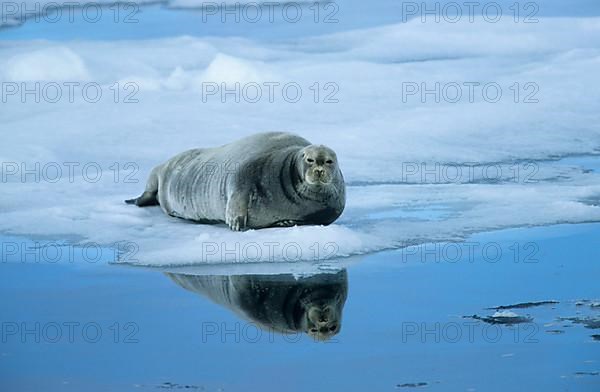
275, 220, 298, 228
125, 191, 159, 207
225, 193, 249, 231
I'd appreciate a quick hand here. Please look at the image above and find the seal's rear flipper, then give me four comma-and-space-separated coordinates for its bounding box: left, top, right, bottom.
125, 191, 159, 207
126, 165, 161, 207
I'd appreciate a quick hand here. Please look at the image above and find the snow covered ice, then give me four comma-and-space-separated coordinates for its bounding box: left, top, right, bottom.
2, 15, 600, 265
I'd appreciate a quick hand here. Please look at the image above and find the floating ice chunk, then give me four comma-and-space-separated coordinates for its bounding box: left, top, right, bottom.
492, 311, 520, 318
2, 18, 600, 266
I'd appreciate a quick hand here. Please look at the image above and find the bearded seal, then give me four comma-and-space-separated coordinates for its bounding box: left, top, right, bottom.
166, 270, 348, 341
125, 132, 345, 231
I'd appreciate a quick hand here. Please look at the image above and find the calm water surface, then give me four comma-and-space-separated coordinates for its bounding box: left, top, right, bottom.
1, 223, 599, 391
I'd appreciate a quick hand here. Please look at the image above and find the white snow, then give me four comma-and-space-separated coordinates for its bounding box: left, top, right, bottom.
4, 47, 90, 81
2, 17, 600, 265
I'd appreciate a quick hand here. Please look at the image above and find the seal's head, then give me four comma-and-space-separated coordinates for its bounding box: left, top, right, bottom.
301, 298, 344, 341
298, 145, 340, 186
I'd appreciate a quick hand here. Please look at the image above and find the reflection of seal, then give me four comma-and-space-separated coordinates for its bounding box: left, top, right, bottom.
126, 132, 345, 231
166, 271, 348, 341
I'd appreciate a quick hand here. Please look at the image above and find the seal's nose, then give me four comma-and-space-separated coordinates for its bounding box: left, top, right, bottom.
314, 168, 324, 177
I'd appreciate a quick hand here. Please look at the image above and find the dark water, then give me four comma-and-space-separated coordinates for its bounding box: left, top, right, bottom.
1, 223, 599, 391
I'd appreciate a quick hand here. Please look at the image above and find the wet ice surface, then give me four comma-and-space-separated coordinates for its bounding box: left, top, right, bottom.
1, 223, 599, 391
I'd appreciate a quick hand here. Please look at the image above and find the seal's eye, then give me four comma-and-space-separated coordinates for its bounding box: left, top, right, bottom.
329, 325, 337, 332
310, 328, 318, 333
326, 160, 334, 164
307, 158, 315, 163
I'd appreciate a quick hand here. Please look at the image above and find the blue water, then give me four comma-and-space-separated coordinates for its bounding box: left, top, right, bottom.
1, 223, 599, 391
2, 0, 600, 41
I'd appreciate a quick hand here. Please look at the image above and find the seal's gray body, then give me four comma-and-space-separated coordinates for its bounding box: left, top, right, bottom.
126, 132, 345, 230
